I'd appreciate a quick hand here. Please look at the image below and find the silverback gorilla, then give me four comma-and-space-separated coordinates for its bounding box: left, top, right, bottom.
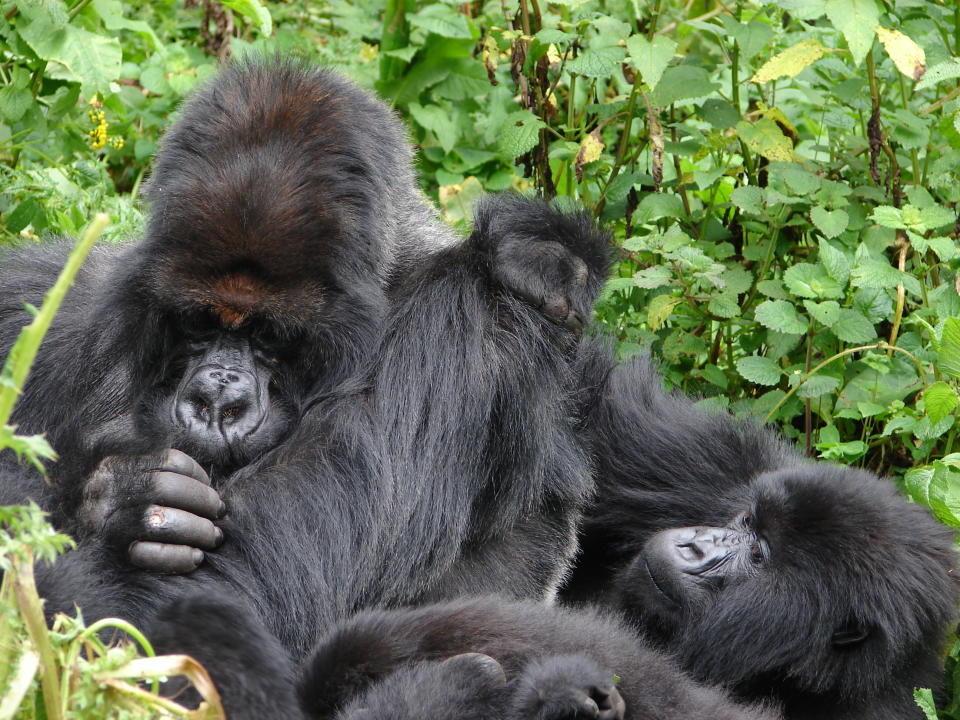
0, 59, 610, 659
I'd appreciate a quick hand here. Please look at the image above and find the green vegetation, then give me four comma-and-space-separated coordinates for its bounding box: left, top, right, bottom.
1, 0, 959, 714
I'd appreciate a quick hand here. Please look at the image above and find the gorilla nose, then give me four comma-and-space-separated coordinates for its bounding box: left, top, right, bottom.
670, 527, 727, 573
176, 366, 263, 438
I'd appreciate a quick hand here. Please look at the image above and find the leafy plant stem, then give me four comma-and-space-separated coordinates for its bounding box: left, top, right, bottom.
764, 342, 928, 424
12, 554, 62, 720
67, 0, 96, 21
887, 233, 907, 358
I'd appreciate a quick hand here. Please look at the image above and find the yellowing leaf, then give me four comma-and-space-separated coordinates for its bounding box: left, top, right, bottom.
876, 27, 926, 82
751, 39, 827, 84
736, 118, 794, 162
575, 129, 605, 181
647, 295, 682, 330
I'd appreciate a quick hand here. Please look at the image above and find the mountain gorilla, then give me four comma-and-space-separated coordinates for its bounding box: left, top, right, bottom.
146, 592, 780, 720
561, 355, 959, 719
269, 354, 956, 720
0, 59, 609, 657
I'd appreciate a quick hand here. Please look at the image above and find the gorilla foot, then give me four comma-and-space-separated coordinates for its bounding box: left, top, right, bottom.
512, 654, 626, 720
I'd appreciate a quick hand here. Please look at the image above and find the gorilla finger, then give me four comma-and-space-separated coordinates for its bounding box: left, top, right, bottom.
564, 310, 584, 334
594, 686, 625, 720
154, 448, 211, 486
152, 471, 225, 519
142, 505, 224, 549
129, 541, 204, 574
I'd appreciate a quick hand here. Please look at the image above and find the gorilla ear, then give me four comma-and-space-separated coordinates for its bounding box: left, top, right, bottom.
831, 622, 870, 647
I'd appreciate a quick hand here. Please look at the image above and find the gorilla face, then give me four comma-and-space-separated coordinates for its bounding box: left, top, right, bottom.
618, 465, 958, 698
635, 510, 768, 622
151, 317, 299, 471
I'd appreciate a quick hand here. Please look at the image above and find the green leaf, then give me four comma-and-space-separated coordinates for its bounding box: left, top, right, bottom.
750, 38, 827, 84
625, 35, 676, 91
567, 47, 627, 78
810, 206, 849, 238
755, 300, 808, 334
803, 300, 840, 326
408, 5, 473, 38
797, 374, 841, 399
918, 205, 955, 231
0, 85, 33, 122
650, 66, 719, 106
924, 381, 959, 425
736, 118, 793, 162
707, 292, 742, 318
647, 294, 683, 330
784, 262, 845, 299
818, 239, 851, 285
916, 58, 960, 91
832, 308, 876, 343
730, 186, 764, 215
218, 0, 271, 34
498, 111, 546, 158
736, 356, 783, 386
914, 688, 939, 720
870, 205, 903, 228
633, 194, 686, 224
17, 7, 122, 93
824, 0, 879, 66
938, 318, 960, 380
409, 102, 460, 153
781, 166, 821, 195
633, 266, 674, 289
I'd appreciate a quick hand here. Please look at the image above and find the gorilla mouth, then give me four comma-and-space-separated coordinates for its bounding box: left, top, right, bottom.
643, 557, 679, 606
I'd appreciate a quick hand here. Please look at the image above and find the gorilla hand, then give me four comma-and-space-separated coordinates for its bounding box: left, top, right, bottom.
79, 449, 225, 573
512, 655, 626, 720
473, 195, 610, 333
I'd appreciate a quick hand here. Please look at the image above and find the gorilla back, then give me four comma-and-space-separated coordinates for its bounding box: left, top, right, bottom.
0, 59, 609, 657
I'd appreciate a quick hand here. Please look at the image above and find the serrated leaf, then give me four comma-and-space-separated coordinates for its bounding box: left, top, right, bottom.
784, 262, 845, 299
851, 260, 904, 289
498, 111, 546, 158
781, 166, 821, 195
755, 300, 808, 334
797, 374, 841, 398
567, 46, 627, 78
633, 265, 673, 289
924, 381, 958, 425
938, 318, 960, 380
832, 308, 876, 343
915, 688, 939, 720
870, 205, 904, 228
916, 58, 960, 91
708, 292, 742, 318
647, 295, 683, 330
825, 0, 879, 66
810, 206, 849, 238
736, 118, 793, 162
918, 205, 955, 230
804, 299, 841, 326
625, 34, 676, 91
730, 186, 764, 214
876, 27, 925, 82
737, 356, 783, 386
750, 38, 827, 84
17, 13, 121, 93
818, 239, 851, 284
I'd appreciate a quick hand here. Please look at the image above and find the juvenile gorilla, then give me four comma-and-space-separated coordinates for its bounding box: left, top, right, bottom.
0, 59, 609, 656
147, 593, 780, 720
563, 355, 959, 719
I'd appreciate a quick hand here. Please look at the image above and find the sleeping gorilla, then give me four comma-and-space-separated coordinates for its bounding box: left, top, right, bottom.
0, 59, 608, 655
561, 354, 959, 719
249, 353, 956, 720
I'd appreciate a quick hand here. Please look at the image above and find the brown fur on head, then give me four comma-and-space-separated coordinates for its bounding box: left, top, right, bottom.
135, 58, 409, 329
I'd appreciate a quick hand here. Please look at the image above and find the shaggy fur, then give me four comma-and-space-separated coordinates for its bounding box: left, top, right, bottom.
0, 59, 609, 660
563, 355, 959, 719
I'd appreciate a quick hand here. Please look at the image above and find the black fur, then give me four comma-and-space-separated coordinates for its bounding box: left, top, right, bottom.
564, 354, 959, 719
300, 596, 780, 720
0, 59, 609, 662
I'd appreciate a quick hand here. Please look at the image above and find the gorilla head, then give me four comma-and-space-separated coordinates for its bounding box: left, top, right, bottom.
97, 59, 442, 474
618, 464, 957, 709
